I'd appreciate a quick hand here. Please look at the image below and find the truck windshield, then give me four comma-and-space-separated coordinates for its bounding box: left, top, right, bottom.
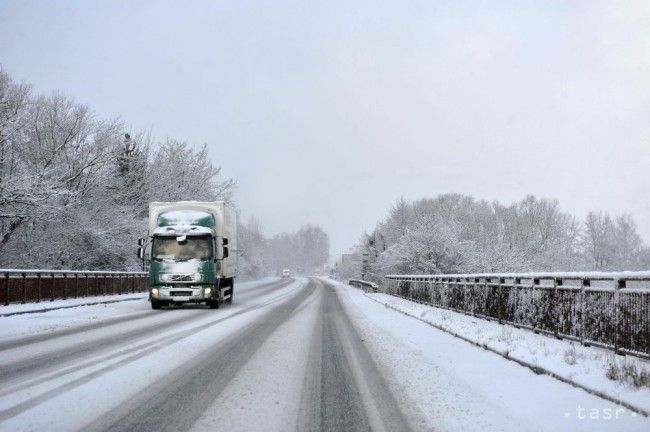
152, 236, 213, 261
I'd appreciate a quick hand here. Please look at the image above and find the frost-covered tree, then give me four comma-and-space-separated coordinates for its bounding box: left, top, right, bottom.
582, 211, 616, 270
0, 68, 235, 270
238, 217, 269, 279
258, 224, 330, 276
378, 215, 473, 275
351, 194, 648, 278
147, 140, 235, 203
613, 214, 643, 269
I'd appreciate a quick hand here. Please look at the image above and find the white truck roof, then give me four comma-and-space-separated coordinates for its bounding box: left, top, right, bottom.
148, 201, 234, 237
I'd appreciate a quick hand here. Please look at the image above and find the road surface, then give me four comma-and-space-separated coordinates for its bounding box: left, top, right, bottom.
0, 278, 411, 432
0, 277, 647, 432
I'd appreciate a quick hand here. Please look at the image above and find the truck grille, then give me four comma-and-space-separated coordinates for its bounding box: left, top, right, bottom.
170, 291, 192, 296
169, 274, 193, 282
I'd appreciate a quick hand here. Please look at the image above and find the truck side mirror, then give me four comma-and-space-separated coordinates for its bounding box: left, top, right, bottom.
223, 247, 229, 259
137, 247, 144, 259
223, 238, 229, 246
138, 237, 146, 247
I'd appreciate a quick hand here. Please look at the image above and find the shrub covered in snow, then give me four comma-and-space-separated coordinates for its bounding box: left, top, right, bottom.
606, 357, 650, 389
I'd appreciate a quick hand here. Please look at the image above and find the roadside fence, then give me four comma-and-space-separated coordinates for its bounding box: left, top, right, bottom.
1, 269, 148, 306
384, 272, 650, 359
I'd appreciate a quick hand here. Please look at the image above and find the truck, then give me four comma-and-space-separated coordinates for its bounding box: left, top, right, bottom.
137, 201, 237, 310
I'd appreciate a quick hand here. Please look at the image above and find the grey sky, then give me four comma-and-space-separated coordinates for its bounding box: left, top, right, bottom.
1, 0, 649, 258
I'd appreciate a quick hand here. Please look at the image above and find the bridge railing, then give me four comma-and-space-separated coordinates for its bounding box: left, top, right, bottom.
0, 269, 149, 306
348, 279, 379, 292
384, 271, 650, 359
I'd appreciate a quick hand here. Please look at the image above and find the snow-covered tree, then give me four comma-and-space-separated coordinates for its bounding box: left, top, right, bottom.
0, 68, 235, 270
352, 194, 649, 278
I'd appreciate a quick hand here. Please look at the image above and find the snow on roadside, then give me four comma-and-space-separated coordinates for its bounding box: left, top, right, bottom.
0, 295, 148, 341
325, 278, 649, 432
0, 292, 146, 316
367, 291, 650, 414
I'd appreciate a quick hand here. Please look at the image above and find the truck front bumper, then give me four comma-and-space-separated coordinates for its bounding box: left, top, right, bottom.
151, 286, 213, 303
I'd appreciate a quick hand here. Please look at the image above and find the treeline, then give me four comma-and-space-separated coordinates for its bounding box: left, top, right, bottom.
0, 68, 234, 270
340, 194, 650, 281
239, 218, 330, 278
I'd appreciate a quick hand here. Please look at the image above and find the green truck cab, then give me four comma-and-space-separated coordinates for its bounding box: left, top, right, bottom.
138, 201, 237, 310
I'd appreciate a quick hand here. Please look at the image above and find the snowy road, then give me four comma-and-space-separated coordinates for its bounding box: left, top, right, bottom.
0, 277, 647, 431
0, 278, 410, 432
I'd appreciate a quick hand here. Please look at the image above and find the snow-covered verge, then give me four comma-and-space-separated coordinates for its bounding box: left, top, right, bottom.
366, 291, 650, 416
0, 293, 146, 317
0, 296, 149, 342
325, 278, 650, 431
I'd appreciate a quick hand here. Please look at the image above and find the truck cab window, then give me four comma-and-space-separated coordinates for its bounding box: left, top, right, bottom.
152, 236, 213, 261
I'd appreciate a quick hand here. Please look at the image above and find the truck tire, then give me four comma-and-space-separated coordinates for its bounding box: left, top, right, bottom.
151, 299, 162, 310
210, 279, 222, 309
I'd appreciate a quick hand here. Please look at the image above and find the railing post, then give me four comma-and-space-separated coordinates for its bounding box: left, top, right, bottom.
532, 278, 539, 333
497, 278, 502, 324
75, 273, 79, 298
552, 278, 559, 339
21, 273, 27, 304
4, 273, 9, 306
63, 273, 67, 300
85, 274, 89, 297
580, 278, 590, 347
463, 278, 470, 312
513, 278, 521, 328
37, 273, 42, 303
484, 277, 491, 320
51, 273, 55, 301
614, 278, 624, 355
470, 278, 478, 316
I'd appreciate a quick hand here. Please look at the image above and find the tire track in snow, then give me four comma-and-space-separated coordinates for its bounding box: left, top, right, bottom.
0, 279, 292, 384
83, 281, 317, 432
297, 278, 413, 432
0, 279, 306, 422
0, 310, 154, 352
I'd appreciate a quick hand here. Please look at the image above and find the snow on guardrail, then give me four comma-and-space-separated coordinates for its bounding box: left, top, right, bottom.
348, 279, 379, 292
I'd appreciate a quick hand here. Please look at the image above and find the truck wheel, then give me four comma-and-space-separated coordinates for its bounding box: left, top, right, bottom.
151, 299, 162, 310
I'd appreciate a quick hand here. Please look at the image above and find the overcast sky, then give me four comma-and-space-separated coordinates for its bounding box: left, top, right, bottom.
1, 0, 649, 258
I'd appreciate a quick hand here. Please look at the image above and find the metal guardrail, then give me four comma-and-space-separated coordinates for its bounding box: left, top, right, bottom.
384, 272, 650, 359
0, 269, 149, 306
348, 279, 379, 292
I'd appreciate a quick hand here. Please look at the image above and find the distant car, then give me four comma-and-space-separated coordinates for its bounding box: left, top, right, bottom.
282, 269, 291, 278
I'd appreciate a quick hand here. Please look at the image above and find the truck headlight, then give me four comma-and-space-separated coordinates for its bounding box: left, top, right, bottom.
160, 274, 171, 282
204, 287, 211, 296
193, 273, 202, 282
151, 288, 159, 298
